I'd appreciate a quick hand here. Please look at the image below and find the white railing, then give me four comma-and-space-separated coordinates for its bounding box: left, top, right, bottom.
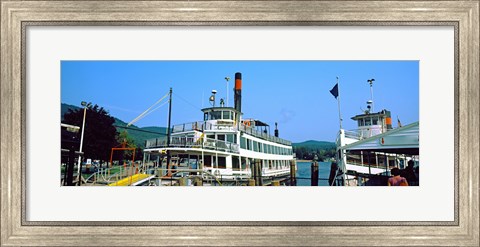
238, 124, 292, 146
172, 121, 235, 133
173, 121, 208, 132
203, 137, 240, 153
344, 130, 362, 140
344, 128, 384, 140
145, 136, 239, 153
170, 120, 292, 146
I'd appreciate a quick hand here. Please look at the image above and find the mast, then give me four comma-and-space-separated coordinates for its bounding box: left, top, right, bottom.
336, 77, 343, 129
166, 87, 172, 176
367, 78, 375, 112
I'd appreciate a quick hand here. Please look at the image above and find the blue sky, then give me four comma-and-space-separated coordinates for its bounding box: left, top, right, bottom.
61, 61, 419, 142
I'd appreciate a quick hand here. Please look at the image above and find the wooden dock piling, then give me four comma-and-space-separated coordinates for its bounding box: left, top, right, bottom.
290, 160, 297, 186
311, 161, 319, 186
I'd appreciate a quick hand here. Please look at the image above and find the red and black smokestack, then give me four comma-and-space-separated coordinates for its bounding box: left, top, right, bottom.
234, 72, 242, 113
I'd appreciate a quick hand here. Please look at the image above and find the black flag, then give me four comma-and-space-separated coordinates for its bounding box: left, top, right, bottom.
330, 83, 339, 99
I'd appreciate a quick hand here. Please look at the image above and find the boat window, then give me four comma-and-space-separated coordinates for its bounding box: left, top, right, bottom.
207, 135, 214, 140
241, 157, 247, 170
217, 156, 226, 169
253, 141, 258, 152
222, 111, 231, 120
204, 155, 212, 167
217, 134, 225, 141
365, 117, 372, 126
240, 137, 246, 149
210, 111, 221, 120
263, 143, 267, 154
247, 139, 251, 150
358, 119, 364, 127
372, 117, 378, 125
232, 156, 240, 171
257, 142, 262, 152
226, 134, 235, 143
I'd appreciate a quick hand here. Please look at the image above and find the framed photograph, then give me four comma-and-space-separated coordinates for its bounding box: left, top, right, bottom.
1, 1, 478, 246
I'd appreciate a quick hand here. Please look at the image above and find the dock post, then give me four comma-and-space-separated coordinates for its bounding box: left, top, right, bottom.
311, 161, 319, 186
66, 149, 75, 186
272, 180, 280, 186
256, 160, 263, 186
251, 160, 257, 186
290, 160, 297, 186
248, 179, 256, 186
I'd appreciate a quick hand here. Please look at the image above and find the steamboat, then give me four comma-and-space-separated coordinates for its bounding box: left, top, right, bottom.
142, 72, 296, 186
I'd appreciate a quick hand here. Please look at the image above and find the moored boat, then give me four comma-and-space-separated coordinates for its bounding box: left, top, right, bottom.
143, 72, 296, 186
333, 83, 419, 186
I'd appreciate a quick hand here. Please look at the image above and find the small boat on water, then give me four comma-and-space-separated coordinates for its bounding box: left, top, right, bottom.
142, 72, 296, 186
333, 87, 419, 186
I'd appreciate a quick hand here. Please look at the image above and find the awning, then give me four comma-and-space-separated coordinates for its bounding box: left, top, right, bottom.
341, 121, 419, 155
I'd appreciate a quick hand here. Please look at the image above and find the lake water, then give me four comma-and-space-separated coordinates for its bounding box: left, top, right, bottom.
296, 161, 332, 186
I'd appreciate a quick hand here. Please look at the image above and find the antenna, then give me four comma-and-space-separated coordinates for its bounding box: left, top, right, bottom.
224, 77, 230, 107
367, 78, 375, 112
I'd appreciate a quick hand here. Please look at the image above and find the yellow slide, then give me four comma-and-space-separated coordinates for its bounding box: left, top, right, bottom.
108, 173, 151, 186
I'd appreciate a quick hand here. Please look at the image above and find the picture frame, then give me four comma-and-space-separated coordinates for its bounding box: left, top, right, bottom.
1, 0, 478, 246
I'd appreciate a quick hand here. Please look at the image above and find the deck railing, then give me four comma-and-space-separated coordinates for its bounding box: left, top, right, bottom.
145, 136, 240, 153
173, 121, 235, 133
344, 130, 362, 140
172, 121, 292, 146
344, 128, 384, 140
238, 124, 292, 146
204, 137, 240, 153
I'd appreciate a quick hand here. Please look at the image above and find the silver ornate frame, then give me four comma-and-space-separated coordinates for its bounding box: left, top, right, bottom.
1, 1, 478, 246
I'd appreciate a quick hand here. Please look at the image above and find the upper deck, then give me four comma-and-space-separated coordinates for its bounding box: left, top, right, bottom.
170, 120, 291, 146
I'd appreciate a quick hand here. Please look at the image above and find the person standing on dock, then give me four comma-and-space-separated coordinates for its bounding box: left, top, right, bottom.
401, 160, 417, 186
388, 168, 409, 186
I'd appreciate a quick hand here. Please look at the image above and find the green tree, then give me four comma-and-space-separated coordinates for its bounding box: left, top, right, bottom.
116, 130, 137, 160
63, 104, 118, 163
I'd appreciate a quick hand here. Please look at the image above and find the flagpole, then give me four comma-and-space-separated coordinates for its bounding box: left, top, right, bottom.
336, 76, 346, 186
336, 76, 343, 129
